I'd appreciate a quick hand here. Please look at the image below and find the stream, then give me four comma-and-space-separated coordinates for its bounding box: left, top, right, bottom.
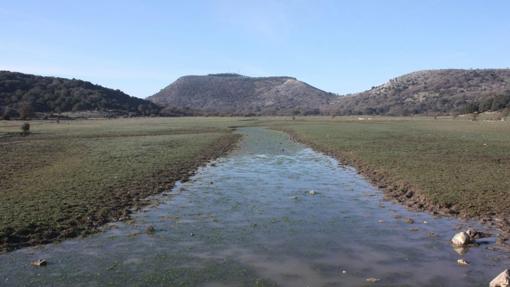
1, 127, 509, 286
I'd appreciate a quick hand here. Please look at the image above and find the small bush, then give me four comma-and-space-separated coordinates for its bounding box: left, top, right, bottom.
21, 122, 30, 136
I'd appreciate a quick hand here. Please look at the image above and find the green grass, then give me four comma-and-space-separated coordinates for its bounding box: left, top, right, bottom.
0, 117, 241, 251
269, 117, 510, 219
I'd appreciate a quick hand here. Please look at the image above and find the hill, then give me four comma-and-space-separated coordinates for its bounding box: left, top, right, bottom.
330, 69, 510, 116
148, 73, 335, 116
0, 71, 160, 119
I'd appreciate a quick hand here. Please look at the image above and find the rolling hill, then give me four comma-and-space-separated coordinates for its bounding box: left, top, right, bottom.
3, 69, 510, 119
0, 71, 160, 119
148, 73, 335, 116
330, 69, 510, 116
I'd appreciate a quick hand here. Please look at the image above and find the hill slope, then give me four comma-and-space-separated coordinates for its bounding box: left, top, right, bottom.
330, 69, 510, 116
0, 71, 160, 119
148, 74, 335, 116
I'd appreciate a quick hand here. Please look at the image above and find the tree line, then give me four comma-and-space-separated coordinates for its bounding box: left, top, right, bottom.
0, 71, 160, 119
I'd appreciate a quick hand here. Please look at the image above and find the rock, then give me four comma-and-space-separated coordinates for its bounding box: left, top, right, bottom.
497, 237, 509, 245
490, 269, 510, 287
466, 228, 477, 238
308, 190, 318, 195
31, 259, 47, 267
366, 277, 380, 283
457, 259, 469, 266
145, 225, 156, 234
341, 270, 347, 274
451, 231, 472, 246
452, 246, 468, 256
404, 218, 415, 224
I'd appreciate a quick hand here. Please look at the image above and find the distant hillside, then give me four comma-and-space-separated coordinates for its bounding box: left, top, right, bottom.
0, 71, 160, 119
5, 69, 509, 119
330, 69, 510, 116
148, 74, 335, 116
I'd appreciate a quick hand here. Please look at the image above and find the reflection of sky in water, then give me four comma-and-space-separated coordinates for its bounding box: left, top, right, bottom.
1, 127, 509, 286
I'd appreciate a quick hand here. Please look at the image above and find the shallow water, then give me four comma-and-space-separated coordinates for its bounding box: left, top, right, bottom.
1, 127, 509, 286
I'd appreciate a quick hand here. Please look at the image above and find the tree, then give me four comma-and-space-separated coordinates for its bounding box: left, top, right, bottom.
18, 101, 32, 120
137, 104, 147, 115
479, 98, 493, 112
491, 93, 510, 111
2, 107, 11, 120
20, 122, 30, 135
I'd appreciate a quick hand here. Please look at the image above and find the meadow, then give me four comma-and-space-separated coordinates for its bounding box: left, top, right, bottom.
269, 117, 510, 229
0, 118, 240, 251
1, 116, 509, 251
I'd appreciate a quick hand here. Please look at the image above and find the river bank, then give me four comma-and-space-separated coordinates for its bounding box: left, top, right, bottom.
270, 117, 510, 247
0, 118, 240, 252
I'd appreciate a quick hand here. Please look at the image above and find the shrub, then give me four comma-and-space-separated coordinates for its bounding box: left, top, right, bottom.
18, 102, 32, 120
21, 122, 30, 135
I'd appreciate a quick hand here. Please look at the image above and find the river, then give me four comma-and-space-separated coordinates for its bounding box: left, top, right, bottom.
1, 127, 509, 286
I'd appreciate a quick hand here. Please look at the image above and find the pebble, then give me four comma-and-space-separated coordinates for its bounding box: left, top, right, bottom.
404, 218, 415, 224
145, 225, 156, 234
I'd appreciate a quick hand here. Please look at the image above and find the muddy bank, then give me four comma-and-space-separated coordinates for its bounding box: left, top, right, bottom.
280, 128, 510, 246
0, 133, 241, 253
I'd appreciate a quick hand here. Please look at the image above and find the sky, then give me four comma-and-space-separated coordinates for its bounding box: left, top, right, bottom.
1, 0, 509, 98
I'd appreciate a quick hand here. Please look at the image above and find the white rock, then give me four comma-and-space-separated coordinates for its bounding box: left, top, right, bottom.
308, 190, 317, 195
490, 269, 510, 287
457, 259, 469, 266
31, 259, 47, 267
451, 231, 471, 246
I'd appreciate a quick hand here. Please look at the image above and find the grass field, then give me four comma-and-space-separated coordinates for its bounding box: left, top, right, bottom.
0, 118, 240, 251
1, 116, 509, 251
269, 117, 510, 229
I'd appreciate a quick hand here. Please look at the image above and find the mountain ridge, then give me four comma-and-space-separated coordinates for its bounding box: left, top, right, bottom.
329, 69, 510, 116
148, 74, 334, 116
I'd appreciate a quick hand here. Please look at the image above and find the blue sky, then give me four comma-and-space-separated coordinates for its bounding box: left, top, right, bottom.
1, 0, 509, 98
